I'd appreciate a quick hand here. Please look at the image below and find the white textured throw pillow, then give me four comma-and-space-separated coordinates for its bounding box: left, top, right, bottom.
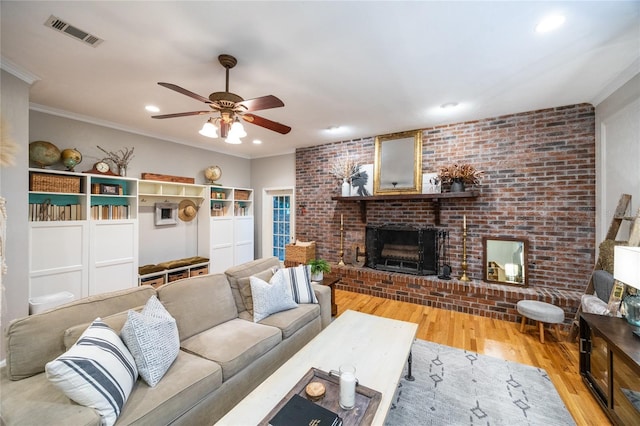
45, 319, 138, 426
250, 274, 298, 322
120, 295, 180, 387
275, 265, 318, 304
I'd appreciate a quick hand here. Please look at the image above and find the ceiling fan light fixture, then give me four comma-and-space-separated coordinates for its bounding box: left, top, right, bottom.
199, 118, 218, 138
229, 117, 247, 138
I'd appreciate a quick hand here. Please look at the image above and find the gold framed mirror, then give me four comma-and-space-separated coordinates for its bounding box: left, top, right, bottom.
373, 130, 422, 195
483, 237, 528, 286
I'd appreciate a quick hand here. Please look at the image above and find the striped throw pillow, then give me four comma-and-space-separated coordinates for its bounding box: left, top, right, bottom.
276, 265, 318, 304
45, 319, 137, 426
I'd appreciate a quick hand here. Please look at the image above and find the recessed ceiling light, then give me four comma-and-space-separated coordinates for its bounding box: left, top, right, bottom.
253, 139, 262, 145
145, 105, 160, 113
535, 15, 565, 33
440, 102, 459, 109
326, 126, 343, 133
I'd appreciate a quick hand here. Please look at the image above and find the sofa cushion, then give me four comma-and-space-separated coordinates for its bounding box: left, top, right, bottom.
45, 319, 138, 426
64, 307, 143, 350
276, 264, 318, 304
225, 257, 282, 313
157, 273, 238, 341
250, 275, 298, 322
6, 285, 155, 381
116, 350, 223, 425
258, 304, 321, 339
592, 269, 615, 302
121, 295, 180, 387
239, 267, 278, 315
1, 367, 102, 426
180, 318, 281, 381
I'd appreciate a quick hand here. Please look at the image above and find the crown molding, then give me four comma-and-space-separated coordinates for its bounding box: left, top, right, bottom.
0, 56, 40, 85
28, 103, 252, 159
592, 58, 640, 106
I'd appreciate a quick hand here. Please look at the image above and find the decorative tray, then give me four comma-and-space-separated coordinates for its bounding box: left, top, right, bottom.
259, 367, 382, 426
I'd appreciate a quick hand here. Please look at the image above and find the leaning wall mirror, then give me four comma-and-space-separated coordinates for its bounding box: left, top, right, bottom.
483, 237, 528, 286
373, 130, 422, 195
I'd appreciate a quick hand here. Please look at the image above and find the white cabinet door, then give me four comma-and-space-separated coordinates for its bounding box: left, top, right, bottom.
210, 217, 234, 273
29, 222, 89, 299
234, 217, 254, 264
90, 221, 138, 294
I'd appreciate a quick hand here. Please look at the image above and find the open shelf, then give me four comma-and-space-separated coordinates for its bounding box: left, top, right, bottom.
332, 190, 480, 224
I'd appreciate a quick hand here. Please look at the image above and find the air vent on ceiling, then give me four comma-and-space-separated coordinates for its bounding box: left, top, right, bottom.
44, 15, 103, 47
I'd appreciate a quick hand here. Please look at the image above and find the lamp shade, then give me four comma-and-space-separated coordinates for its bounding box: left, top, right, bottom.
613, 246, 640, 290
199, 119, 218, 138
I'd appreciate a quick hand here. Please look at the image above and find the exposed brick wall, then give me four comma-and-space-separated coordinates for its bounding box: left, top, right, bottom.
295, 104, 595, 322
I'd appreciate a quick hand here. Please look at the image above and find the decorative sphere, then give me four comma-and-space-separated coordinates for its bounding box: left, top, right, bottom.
61, 148, 83, 171
29, 141, 61, 167
205, 165, 222, 183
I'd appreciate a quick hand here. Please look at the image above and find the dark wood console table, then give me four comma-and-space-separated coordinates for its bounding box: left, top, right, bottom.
579, 312, 640, 425
332, 191, 479, 225
315, 272, 340, 316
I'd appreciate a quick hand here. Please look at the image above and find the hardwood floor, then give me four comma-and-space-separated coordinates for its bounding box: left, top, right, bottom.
334, 289, 611, 425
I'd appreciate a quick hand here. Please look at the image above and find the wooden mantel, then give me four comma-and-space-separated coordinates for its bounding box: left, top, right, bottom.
331, 190, 479, 225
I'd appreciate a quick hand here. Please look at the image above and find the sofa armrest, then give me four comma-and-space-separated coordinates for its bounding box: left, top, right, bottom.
312, 284, 332, 329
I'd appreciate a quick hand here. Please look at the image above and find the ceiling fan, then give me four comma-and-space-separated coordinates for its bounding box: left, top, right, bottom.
152, 54, 291, 139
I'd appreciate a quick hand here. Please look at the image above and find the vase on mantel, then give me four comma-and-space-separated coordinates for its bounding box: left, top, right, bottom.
450, 179, 465, 192
341, 178, 351, 196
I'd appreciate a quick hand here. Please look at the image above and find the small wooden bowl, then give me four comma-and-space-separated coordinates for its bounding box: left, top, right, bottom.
305, 381, 326, 401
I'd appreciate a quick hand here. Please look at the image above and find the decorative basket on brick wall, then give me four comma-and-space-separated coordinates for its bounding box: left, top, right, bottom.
285, 242, 316, 266
30, 173, 82, 193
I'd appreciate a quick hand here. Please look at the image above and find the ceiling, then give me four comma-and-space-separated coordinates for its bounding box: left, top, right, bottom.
1, 1, 638, 159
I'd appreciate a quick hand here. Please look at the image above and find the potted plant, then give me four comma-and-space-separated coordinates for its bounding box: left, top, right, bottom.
438, 163, 484, 192
308, 258, 331, 281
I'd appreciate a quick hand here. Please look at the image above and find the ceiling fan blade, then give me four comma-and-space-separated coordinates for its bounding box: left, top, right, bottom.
242, 114, 291, 134
152, 111, 211, 119
158, 82, 211, 104
237, 95, 284, 112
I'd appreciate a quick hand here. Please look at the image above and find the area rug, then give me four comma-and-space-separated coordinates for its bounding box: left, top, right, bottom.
384, 339, 575, 425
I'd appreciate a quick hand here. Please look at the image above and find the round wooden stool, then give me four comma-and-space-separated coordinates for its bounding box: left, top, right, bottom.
517, 300, 564, 343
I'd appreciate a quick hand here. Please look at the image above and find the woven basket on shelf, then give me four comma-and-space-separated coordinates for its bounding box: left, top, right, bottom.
30, 173, 81, 193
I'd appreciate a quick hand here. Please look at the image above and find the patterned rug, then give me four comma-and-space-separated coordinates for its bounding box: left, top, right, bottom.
385, 339, 575, 425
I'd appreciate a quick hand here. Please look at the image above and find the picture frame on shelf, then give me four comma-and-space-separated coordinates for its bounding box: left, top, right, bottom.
99, 183, 121, 195
351, 164, 374, 196
422, 172, 441, 194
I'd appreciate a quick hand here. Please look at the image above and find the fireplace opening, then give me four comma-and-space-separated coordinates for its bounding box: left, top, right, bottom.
365, 225, 438, 275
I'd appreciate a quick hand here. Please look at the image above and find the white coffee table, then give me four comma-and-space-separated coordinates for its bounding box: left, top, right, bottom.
217, 309, 418, 426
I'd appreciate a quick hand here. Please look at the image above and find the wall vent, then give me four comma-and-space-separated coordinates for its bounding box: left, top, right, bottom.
44, 15, 103, 47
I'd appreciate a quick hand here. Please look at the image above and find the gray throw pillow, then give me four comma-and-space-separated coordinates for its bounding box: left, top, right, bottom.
121, 295, 180, 387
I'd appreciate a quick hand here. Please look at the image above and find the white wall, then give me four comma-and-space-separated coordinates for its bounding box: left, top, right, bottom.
0, 70, 31, 358
250, 154, 295, 258
29, 111, 252, 265
596, 72, 640, 243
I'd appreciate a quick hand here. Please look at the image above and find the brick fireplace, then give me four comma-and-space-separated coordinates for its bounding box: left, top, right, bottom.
294, 103, 595, 324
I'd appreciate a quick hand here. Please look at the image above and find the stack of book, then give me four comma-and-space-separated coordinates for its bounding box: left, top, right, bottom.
269, 394, 342, 426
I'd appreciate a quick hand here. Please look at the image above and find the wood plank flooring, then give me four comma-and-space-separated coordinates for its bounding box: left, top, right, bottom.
334, 289, 611, 425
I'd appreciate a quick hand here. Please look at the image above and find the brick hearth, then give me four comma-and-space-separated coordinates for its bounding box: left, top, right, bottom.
334, 265, 581, 327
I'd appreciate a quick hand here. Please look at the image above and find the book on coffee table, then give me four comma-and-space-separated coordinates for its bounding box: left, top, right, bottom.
269, 394, 342, 426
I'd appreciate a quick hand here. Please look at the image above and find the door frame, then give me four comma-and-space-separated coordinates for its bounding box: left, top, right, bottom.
261, 187, 295, 260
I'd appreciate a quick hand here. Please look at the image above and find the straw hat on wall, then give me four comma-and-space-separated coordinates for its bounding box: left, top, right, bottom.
178, 200, 198, 222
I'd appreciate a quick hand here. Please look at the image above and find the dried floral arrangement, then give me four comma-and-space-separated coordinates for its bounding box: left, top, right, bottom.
97, 146, 134, 171
438, 163, 484, 185
329, 156, 360, 181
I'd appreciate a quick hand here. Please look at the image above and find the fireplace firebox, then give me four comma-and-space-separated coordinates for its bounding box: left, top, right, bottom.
365, 225, 438, 275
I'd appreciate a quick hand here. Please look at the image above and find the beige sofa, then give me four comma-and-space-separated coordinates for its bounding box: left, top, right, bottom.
1, 257, 331, 425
